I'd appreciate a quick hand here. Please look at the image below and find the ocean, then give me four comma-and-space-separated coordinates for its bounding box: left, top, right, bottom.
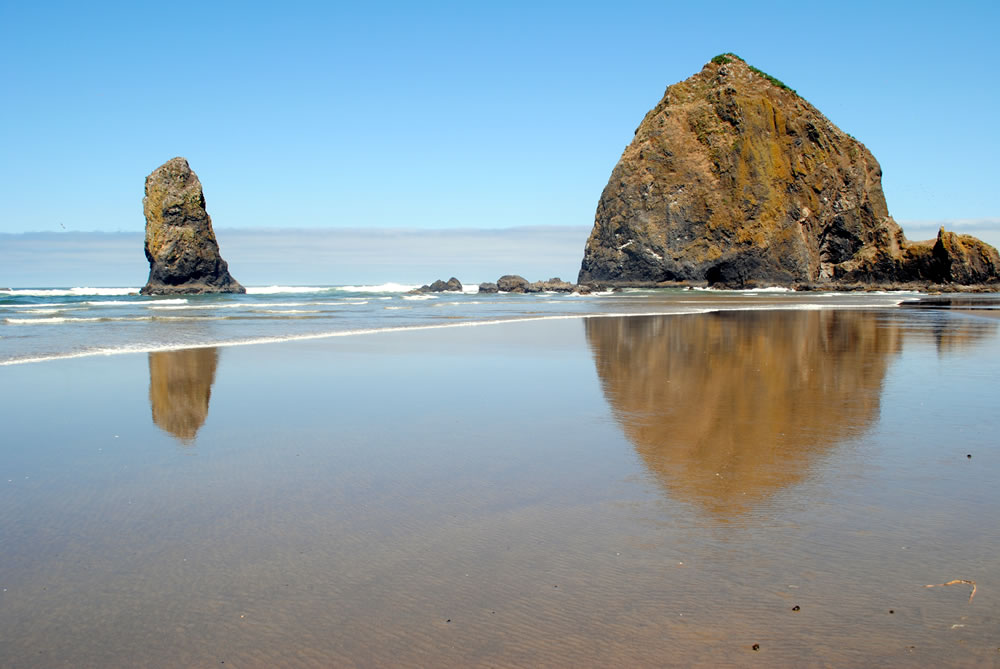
0, 284, 916, 366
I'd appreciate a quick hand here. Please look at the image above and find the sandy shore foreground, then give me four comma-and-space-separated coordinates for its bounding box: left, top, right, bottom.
1, 311, 998, 667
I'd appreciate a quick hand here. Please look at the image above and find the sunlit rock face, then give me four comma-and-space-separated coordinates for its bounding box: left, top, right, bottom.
148, 348, 219, 443
140, 157, 244, 295
585, 311, 901, 517
578, 54, 1000, 288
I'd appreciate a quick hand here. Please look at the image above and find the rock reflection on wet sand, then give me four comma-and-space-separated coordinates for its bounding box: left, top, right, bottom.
148, 347, 219, 443
2, 312, 1000, 667
586, 310, 899, 517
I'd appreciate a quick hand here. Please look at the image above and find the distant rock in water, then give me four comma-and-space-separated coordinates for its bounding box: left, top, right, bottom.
578, 54, 1000, 288
525, 277, 577, 293
140, 157, 244, 295
411, 277, 462, 293
497, 275, 530, 293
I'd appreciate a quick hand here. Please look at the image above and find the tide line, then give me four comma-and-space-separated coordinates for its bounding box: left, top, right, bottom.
0, 300, 890, 366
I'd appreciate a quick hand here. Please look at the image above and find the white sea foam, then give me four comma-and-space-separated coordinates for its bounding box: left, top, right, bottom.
245, 286, 329, 295
384, 306, 411, 310
402, 294, 437, 301
0, 300, 913, 367
0, 287, 139, 297
21, 308, 85, 315
4, 314, 246, 325
250, 309, 322, 314
147, 299, 369, 311
337, 283, 420, 293
82, 299, 189, 306
461, 285, 480, 294
692, 286, 794, 294
6, 316, 111, 324
5, 302, 73, 309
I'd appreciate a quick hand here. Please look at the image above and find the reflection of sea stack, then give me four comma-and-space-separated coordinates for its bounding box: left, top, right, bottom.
140, 157, 245, 295
578, 54, 1000, 288
148, 348, 219, 443
586, 311, 900, 517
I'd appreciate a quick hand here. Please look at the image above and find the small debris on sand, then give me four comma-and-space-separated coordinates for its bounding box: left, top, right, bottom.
924, 579, 977, 603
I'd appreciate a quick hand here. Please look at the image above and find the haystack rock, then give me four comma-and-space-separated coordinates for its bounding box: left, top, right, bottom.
578, 54, 1000, 288
140, 157, 244, 295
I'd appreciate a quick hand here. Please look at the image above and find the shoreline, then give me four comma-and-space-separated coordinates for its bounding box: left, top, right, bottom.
1, 298, 921, 367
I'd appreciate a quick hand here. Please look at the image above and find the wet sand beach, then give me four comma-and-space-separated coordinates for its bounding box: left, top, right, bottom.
1, 308, 999, 667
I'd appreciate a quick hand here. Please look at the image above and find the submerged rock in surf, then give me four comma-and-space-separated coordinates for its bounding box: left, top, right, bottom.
140, 157, 244, 295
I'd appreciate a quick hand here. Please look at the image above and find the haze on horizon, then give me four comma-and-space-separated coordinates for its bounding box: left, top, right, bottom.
1, 1, 998, 286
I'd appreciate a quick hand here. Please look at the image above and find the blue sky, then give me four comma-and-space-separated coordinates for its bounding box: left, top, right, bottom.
1, 0, 998, 284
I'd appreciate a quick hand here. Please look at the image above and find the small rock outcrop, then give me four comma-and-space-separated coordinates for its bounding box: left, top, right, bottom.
411, 277, 462, 293
140, 158, 244, 295
931, 228, 1000, 285
525, 277, 578, 293
578, 54, 1000, 289
478, 282, 499, 293
497, 275, 530, 293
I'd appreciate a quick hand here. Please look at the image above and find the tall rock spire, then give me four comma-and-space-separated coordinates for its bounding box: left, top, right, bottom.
140, 157, 245, 295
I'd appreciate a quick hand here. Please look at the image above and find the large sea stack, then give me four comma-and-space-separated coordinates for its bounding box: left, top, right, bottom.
578, 54, 999, 288
140, 157, 244, 295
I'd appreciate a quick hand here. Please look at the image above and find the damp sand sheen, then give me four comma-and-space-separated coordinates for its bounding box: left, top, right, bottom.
1, 297, 999, 666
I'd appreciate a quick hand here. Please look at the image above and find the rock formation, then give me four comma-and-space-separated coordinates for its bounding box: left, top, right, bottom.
525, 277, 577, 293
578, 54, 1000, 289
496, 275, 530, 293
140, 158, 244, 295
411, 277, 462, 293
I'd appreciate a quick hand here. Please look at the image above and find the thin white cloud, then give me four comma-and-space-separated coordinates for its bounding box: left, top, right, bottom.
0, 226, 592, 288
7, 220, 993, 289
